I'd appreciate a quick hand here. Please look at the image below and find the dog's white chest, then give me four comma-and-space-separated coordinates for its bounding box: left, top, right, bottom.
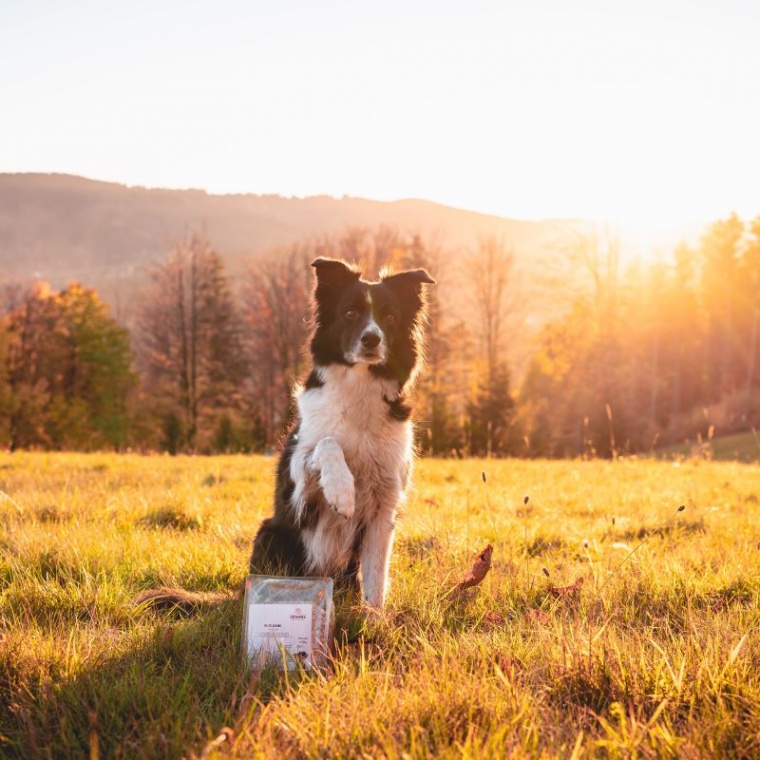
297, 366, 411, 465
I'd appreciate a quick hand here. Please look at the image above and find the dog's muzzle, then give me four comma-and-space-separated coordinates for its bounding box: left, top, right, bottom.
353, 327, 386, 363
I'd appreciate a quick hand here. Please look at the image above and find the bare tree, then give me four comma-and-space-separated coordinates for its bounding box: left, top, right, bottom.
466, 236, 517, 455
241, 245, 313, 443
136, 232, 246, 452
559, 223, 622, 334
468, 236, 516, 386
334, 225, 405, 278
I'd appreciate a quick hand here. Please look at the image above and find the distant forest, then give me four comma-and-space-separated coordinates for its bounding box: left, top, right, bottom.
0, 216, 758, 458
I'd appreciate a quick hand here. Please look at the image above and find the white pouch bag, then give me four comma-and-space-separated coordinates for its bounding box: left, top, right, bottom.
242, 575, 334, 671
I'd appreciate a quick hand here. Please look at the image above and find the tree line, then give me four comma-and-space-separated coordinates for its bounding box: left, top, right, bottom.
520, 214, 760, 457
0, 216, 757, 457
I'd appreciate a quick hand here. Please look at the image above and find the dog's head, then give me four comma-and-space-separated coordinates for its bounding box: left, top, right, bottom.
309, 258, 435, 387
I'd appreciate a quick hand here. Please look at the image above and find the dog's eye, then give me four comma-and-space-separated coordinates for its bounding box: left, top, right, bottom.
384, 314, 397, 325
344, 308, 359, 321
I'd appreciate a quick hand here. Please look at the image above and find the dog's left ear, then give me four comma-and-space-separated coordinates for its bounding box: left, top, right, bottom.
381, 269, 436, 289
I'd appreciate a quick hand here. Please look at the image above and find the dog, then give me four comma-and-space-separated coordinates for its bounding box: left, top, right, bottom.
249, 257, 435, 610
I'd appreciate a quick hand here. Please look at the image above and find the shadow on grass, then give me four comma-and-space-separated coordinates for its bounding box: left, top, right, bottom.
604, 518, 706, 543
0, 588, 368, 760
1, 599, 242, 758
136, 508, 202, 531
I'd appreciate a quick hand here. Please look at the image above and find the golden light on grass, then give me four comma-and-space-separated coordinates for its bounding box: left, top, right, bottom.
1, 453, 758, 757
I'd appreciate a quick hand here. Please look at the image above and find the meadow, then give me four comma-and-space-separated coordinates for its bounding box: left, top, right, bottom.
0, 452, 758, 759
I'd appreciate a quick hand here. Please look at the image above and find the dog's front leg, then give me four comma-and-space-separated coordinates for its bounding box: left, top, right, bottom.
359, 515, 396, 609
309, 437, 355, 519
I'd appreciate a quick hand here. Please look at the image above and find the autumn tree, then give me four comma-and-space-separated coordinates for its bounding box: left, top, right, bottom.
3, 283, 58, 448
699, 214, 744, 400
54, 283, 135, 447
667, 242, 704, 420
3, 282, 135, 450
135, 233, 247, 452
739, 216, 760, 419
0, 322, 15, 443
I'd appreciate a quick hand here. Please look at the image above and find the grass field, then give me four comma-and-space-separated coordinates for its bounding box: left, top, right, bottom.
1, 452, 759, 759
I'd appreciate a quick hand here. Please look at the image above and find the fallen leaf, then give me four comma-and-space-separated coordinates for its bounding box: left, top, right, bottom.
526, 609, 550, 624
549, 577, 584, 599
496, 654, 519, 675
481, 610, 506, 629
449, 544, 493, 596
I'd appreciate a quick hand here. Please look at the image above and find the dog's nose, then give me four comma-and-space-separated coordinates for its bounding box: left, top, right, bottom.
361, 332, 381, 349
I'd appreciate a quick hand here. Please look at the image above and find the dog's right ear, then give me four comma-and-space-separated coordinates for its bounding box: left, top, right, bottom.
311, 258, 361, 284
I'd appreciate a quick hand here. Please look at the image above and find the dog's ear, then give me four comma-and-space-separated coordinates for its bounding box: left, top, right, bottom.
311, 258, 361, 284
381, 269, 436, 289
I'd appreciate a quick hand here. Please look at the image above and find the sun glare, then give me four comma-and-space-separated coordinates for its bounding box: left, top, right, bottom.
1, 1, 759, 253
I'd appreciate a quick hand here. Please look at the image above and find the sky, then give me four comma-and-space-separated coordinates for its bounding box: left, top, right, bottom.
2, 0, 760, 251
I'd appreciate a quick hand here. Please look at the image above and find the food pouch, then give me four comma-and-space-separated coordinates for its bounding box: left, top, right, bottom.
242, 575, 334, 670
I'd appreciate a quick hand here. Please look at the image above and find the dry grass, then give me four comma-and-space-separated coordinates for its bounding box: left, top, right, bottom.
1, 452, 759, 758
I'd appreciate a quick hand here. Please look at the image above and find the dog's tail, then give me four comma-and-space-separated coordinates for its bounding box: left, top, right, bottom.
132, 586, 240, 614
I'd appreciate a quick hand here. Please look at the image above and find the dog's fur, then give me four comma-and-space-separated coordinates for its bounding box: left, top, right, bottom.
249, 258, 434, 609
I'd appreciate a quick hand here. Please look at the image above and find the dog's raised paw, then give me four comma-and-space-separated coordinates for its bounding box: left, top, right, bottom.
320, 467, 356, 519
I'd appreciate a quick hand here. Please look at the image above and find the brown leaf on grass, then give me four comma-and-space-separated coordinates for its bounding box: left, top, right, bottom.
449, 544, 493, 597
549, 577, 584, 599
526, 609, 550, 624
496, 654, 520, 676
481, 610, 506, 629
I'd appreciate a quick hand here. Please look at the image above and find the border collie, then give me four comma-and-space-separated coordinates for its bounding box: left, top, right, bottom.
249, 257, 435, 610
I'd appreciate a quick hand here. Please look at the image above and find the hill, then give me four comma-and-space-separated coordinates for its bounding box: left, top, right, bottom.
658, 430, 760, 464
0, 173, 579, 313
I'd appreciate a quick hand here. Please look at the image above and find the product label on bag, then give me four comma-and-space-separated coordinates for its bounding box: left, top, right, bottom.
245, 603, 313, 669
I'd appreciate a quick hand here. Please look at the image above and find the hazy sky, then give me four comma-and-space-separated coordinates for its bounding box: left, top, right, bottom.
2, 0, 759, 243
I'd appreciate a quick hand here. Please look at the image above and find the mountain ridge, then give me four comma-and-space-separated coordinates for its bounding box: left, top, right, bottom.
0, 172, 580, 318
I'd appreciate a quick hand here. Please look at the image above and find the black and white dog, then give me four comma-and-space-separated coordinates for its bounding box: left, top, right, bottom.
250, 258, 434, 610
